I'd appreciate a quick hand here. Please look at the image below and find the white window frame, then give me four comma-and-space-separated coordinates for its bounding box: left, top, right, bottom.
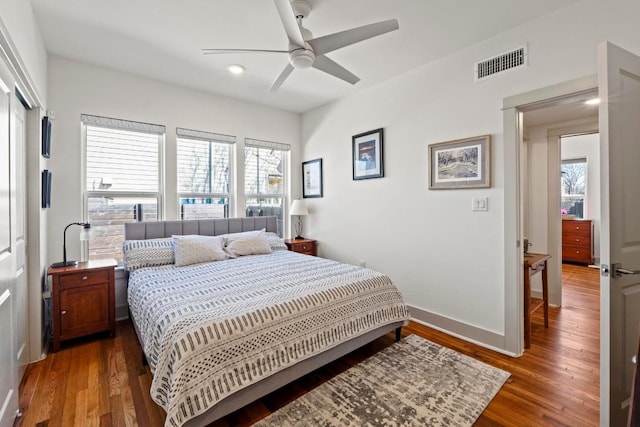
244, 138, 290, 234
176, 128, 235, 219
81, 115, 165, 262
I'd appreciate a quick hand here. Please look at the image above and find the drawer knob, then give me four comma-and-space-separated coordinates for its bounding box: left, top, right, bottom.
61, 310, 67, 315
576, 251, 580, 254
82, 276, 88, 281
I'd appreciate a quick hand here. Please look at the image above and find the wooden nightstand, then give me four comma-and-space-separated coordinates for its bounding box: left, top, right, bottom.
48, 259, 117, 352
284, 238, 317, 256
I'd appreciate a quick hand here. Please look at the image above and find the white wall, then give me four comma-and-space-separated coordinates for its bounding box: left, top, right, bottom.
300, 0, 640, 350
47, 57, 301, 313
562, 133, 601, 260
0, 0, 47, 104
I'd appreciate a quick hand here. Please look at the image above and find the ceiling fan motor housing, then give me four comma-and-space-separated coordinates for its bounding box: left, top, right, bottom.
289, 47, 315, 68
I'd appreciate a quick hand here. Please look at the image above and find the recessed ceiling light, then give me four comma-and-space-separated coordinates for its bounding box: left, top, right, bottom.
585, 98, 600, 105
227, 64, 245, 75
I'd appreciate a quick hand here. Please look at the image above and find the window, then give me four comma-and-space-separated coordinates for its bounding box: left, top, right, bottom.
177, 128, 234, 219
83, 115, 164, 263
561, 158, 586, 219
244, 138, 290, 236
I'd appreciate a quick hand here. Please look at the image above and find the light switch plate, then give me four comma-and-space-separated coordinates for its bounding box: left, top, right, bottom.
472, 197, 488, 211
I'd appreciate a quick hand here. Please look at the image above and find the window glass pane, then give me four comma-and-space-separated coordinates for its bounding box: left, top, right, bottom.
561, 160, 586, 219
177, 138, 230, 194
245, 197, 283, 236
245, 146, 284, 195
179, 197, 228, 219
87, 196, 159, 264
86, 126, 159, 192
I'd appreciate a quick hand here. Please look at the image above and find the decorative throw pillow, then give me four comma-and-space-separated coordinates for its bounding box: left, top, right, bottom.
222, 228, 265, 243
122, 238, 175, 271
225, 235, 273, 257
264, 232, 287, 250
173, 235, 228, 267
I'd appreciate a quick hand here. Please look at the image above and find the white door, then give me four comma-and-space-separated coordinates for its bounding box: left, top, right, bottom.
598, 41, 640, 426
0, 56, 19, 424
14, 98, 28, 380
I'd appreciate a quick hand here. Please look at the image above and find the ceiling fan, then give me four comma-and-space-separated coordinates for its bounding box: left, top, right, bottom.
202, 0, 399, 91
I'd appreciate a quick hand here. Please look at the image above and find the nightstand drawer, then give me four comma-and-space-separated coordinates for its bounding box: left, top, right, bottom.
59, 270, 110, 288
284, 239, 317, 256
293, 243, 314, 252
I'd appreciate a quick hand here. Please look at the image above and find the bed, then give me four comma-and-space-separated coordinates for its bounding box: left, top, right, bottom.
124, 217, 410, 427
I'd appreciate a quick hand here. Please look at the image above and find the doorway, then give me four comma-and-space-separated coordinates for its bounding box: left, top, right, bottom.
521, 97, 599, 310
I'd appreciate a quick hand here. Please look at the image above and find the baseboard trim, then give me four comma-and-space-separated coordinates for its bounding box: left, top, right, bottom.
408, 305, 518, 357
115, 305, 130, 321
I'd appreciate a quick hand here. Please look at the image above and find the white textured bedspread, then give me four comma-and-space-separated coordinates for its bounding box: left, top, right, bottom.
128, 249, 409, 427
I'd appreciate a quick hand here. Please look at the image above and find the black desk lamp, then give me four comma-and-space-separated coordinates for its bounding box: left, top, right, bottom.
51, 222, 91, 268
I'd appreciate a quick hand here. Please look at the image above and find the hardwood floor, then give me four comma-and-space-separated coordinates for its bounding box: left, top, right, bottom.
16, 263, 599, 426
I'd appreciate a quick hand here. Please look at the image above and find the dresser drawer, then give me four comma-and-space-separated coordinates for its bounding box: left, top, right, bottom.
561, 233, 591, 249
59, 270, 110, 288
562, 221, 592, 235
562, 246, 592, 264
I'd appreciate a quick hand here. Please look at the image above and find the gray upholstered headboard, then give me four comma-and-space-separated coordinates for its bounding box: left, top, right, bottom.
124, 216, 279, 240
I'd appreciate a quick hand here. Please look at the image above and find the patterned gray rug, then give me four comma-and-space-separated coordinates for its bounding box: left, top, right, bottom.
255, 334, 510, 426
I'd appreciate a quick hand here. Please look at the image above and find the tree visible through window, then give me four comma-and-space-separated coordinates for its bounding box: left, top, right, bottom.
561, 158, 586, 219
244, 139, 289, 236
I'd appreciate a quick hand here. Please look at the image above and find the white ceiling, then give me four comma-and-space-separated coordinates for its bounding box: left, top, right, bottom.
29, 0, 581, 113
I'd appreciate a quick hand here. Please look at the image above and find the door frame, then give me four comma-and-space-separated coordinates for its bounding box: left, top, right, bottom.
502, 74, 598, 354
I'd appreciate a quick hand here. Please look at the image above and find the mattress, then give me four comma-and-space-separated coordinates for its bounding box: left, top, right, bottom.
127, 249, 409, 426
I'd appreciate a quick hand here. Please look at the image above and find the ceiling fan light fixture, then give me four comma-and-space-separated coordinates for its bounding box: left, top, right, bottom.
227, 64, 246, 74
289, 49, 315, 69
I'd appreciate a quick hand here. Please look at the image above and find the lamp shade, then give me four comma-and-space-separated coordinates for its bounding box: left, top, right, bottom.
290, 199, 309, 216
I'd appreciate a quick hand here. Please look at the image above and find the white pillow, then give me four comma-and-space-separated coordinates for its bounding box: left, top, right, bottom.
222, 228, 265, 243
225, 235, 273, 257
173, 235, 228, 267
122, 237, 175, 271
264, 232, 287, 250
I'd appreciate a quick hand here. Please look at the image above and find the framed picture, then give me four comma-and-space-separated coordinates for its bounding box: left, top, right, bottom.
353, 128, 384, 180
302, 158, 323, 198
42, 169, 52, 208
428, 135, 491, 189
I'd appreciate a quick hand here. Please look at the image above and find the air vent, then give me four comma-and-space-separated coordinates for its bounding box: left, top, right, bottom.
475, 45, 528, 82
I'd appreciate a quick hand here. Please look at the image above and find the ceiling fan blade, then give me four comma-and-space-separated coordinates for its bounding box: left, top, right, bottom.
312, 55, 360, 85
273, 0, 306, 48
202, 48, 288, 55
308, 19, 399, 55
269, 63, 295, 92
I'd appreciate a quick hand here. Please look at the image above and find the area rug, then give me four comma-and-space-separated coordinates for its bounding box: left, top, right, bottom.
254, 334, 510, 427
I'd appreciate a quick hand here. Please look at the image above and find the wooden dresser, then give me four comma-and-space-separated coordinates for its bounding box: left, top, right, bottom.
562, 219, 593, 265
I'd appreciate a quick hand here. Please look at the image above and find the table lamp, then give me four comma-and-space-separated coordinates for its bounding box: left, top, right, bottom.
289, 199, 309, 239
51, 222, 91, 268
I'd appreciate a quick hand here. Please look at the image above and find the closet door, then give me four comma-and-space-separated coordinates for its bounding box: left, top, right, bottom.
0, 58, 19, 426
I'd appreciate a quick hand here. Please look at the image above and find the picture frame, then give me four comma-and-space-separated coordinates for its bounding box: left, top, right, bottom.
428, 135, 491, 189
352, 128, 384, 180
302, 158, 323, 198
42, 116, 52, 158
42, 169, 52, 208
